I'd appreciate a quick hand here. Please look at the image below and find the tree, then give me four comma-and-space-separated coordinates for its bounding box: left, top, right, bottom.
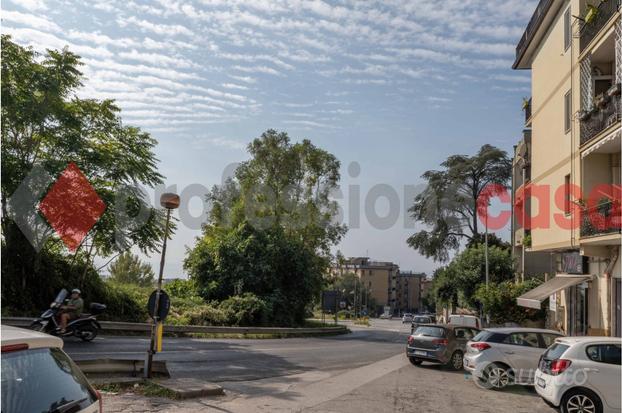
407, 145, 511, 262
1, 36, 166, 314
108, 252, 155, 287
184, 222, 326, 326
474, 279, 546, 324
207, 129, 346, 255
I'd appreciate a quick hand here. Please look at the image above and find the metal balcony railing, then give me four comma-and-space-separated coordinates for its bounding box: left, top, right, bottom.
515, 0, 554, 64
580, 91, 621, 145
580, 200, 622, 238
580, 0, 621, 52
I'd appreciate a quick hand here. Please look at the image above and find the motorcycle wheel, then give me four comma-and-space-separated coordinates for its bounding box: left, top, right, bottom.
79, 324, 98, 342
29, 322, 47, 333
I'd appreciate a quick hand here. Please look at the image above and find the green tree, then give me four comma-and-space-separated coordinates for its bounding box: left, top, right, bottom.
1, 36, 166, 314
185, 223, 326, 326
474, 279, 546, 324
407, 145, 511, 262
207, 129, 346, 255
108, 252, 155, 287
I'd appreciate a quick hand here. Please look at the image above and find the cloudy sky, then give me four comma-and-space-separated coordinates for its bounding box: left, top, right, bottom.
2, 0, 535, 277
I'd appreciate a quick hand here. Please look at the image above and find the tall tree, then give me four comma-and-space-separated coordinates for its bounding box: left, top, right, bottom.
407, 145, 511, 262
207, 129, 346, 255
108, 252, 155, 287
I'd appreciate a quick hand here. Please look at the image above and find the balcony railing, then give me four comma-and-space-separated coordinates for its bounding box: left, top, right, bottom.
515, 0, 554, 65
580, 0, 621, 52
580, 200, 622, 238
580, 87, 621, 145
524, 98, 532, 124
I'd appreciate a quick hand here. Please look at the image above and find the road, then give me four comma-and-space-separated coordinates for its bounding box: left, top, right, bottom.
64, 319, 555, 412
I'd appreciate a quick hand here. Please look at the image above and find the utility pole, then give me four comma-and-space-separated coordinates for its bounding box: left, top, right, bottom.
484, 203, 490, 326
145, 193, 179, 378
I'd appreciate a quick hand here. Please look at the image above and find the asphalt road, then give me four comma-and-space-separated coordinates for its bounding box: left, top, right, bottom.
64, 319, 408, 382
66, 319, 555, 412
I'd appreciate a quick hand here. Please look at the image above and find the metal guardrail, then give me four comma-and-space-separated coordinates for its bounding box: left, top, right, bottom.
0, 317, 348, 335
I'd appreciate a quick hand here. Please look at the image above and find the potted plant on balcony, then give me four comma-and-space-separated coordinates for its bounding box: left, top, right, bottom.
522, 97, 530, 111
584, 4, 599, 24
594, 93, 610, 109
522, 234, 532, 248
578, 109, 591, 121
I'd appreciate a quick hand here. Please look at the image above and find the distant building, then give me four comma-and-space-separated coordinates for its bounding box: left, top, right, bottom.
395, 271, 426, 314
330, 257, 398, 314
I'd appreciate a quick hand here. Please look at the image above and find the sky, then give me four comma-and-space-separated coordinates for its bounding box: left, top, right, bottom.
2, 0, 536, 278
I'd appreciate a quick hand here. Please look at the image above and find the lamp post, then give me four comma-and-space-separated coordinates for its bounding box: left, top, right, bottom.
145, 192, 179, 378
484, 201, 490, 326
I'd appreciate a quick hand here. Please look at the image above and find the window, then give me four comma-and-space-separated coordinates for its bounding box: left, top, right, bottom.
586, 344, 622, 365
504, 332, 540, 347
454, 328, 475, 340
564, 174, 571, 215
540, 333, 562, 348
564, 90, 572, 133
413, 326, 445, 338
564, 8, 571, 51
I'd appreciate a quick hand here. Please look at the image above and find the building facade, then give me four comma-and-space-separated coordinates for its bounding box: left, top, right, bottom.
513, 0, 621, 337
395, 271, 427, 314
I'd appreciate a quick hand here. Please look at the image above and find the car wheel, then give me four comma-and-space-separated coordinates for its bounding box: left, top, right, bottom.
447, 351, 463, 370
561, 389, 602, 413
408, 357, 423, 366
481, 363, 514, 390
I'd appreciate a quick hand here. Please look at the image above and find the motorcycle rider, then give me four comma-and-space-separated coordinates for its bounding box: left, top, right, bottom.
58, 288, 84, 333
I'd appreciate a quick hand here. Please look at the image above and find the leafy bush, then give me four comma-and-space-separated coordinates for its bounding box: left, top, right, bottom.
219, 293, 269, 326
474, 278, 546, 325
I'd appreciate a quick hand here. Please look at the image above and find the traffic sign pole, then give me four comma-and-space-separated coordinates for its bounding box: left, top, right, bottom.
145, 194, 178, 378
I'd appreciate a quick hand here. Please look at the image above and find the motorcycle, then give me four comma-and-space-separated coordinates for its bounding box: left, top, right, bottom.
29, 289, 106, 341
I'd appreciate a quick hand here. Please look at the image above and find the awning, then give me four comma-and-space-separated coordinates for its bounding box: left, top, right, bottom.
517, 275, 592, 309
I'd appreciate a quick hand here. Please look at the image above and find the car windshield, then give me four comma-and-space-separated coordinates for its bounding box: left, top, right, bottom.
413, 317, 430, 323
1, 347, 97, 413
542, 343, 570, 360
413, 326, 445, 338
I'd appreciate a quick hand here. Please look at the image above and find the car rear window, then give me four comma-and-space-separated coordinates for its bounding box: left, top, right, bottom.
1, 347, 97, 413
472, 330, 507, 343
542, 343, 570, 360
413, 317, 430, 324
413, 326, 445, 338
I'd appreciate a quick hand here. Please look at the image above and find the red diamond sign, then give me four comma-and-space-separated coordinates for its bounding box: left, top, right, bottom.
38, 163, 106, 251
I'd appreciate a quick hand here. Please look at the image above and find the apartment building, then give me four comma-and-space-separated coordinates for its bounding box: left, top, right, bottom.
330, 257, 398, 314
395, 271, 427, 314
513, 0, 621, 337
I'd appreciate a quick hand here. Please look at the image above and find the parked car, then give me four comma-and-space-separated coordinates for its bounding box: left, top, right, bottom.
463, 327, 563, 390
447, 314, 481, 329
535, 336, 621, 413
410, 315, 434, 333
407, 324, 480, 370
1, 325, 102, 413
379, 313, 392, 319
402, 313, 414, 323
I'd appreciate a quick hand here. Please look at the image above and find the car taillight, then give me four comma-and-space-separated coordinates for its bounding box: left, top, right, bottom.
407, 336, 415, 346
550, 359, 572, 375
432, 338, 448, 346
96, 390, 103, 412
1, 343, 29, 353
470, 342, 491, 351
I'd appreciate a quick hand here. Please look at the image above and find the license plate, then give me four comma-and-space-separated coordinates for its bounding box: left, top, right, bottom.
414, 350, 427, 356
537, 378, 546, 388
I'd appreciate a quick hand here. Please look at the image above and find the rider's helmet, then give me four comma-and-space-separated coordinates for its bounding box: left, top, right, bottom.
71, 289, 81, 295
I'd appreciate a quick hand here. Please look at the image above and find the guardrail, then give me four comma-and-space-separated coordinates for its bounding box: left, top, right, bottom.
1, 317, 348, 335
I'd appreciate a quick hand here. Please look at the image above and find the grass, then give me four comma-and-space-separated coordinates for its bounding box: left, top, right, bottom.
93, 380, 179, 400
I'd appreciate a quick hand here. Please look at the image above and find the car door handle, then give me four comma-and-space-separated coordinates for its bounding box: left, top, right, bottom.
504, 351, 514, 355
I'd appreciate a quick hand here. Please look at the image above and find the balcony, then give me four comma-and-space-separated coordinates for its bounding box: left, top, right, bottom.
579, 85, 621, 146
580, 200, 622, 238
580, 0, 621, 52
523, 98, 532, 124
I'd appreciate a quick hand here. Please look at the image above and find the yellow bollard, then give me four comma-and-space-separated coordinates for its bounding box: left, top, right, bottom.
156, 322, 163, 353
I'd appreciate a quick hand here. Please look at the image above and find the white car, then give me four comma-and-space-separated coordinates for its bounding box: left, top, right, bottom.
463, 327, 563, 389
1, 325, 102, 413
401, 313, 414, 323
534, 336, 621, 413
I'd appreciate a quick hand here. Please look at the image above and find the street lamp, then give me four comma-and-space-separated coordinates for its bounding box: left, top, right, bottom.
145, 192, 179, 378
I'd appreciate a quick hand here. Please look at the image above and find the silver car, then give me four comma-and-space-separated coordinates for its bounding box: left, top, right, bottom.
463, 327, 563, 390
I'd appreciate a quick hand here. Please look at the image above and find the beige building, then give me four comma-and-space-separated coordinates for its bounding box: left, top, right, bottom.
330, 257, 399, 314
513, 0, 621, 336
